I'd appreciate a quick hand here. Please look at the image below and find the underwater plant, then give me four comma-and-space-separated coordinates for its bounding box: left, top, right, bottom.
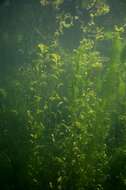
1, 0, 126, 190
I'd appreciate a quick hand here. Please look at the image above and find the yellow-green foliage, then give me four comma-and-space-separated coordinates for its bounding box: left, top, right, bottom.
6, 31, 126, 189
1, 1, 126, 190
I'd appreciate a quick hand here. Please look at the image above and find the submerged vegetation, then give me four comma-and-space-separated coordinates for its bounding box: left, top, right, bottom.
1, 0, 126, 189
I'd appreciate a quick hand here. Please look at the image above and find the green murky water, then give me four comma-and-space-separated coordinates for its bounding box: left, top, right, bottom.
0, 1, 126, 189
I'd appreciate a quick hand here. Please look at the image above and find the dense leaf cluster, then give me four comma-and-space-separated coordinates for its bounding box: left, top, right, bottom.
1, 0, 126, 190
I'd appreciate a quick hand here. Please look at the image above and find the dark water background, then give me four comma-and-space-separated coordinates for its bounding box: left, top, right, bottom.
1, 1, 126, 190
